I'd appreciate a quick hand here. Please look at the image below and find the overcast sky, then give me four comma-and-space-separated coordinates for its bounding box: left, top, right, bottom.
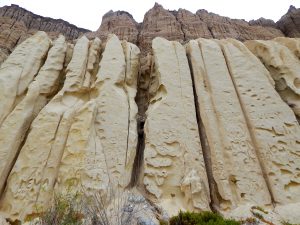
0, 0, 299, 30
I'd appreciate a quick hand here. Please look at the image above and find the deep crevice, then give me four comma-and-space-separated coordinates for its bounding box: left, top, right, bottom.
220, 47, 276, 206
128, 117, 145, 187
187, 53, 218, 212
128, 54, 153, 188
122, 45, 131, 166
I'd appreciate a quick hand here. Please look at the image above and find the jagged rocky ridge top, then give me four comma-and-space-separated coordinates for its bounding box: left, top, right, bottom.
1, 3, 300, 63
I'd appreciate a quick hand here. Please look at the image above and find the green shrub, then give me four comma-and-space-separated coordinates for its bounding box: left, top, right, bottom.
38, 193, 84, 225
167, 211, 240, 225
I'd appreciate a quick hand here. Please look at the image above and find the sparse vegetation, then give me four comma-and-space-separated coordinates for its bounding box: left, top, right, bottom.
251, 211, 263, 220
30, 188, 154, 225
38, 192, 84, 225
281, 222, 300, 225
161, 211, 241, 225
250, 206, 268, 214
239, 217, 258, 225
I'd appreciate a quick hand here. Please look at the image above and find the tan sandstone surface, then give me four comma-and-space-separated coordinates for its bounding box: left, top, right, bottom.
0, 5, 300, 224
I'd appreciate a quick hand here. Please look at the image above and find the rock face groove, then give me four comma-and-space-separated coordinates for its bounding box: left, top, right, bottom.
0, 3, 300, 225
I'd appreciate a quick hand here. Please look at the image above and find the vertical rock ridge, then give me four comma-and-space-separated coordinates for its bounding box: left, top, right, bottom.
219, 41, 276, 206
0, 31, 51, 126
55, 35, 139, 208
187, 39, 272, 214
186, 42, 216, 211
0, 35, 90, 221
143, 37, 210, 215
0, 35, 67, 197
220, 39, 300, 206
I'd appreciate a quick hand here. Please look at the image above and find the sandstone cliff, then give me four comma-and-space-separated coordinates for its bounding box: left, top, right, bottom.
0, 30, 299, 224
0, 3, 300, 225
0, 4, 89, 63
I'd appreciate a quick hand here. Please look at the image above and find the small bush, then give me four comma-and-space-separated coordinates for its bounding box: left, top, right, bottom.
166, 211, 240, 225
34, 189, 154, 225
39, 192, 84, 225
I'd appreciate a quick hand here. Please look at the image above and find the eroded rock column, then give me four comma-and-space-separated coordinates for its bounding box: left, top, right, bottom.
0, 36, 91, 221
55, 35, 140, 199
221, 39, 300, 205
186, 39, 272, 212
143, 37, 210, 215
0, 31, 51, 125
0, 35, 67, 196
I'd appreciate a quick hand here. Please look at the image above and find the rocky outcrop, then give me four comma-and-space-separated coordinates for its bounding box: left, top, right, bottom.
0, 4, 89, 63
221, 40, 300, 206
196, 10, 284, 41
175, 9, 213, 40
138, 3, 184, 53
277, 6, 300, 37
1, 4, 300, 225
0, 4, 89, 39
86, 10, 139, 43
249, 17, 278, 28
2, 3, 300, 60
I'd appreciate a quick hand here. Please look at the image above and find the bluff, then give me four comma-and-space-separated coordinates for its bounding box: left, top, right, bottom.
0, 4, 89, 63
1, 3, 300, 62
0, 3, 300, 225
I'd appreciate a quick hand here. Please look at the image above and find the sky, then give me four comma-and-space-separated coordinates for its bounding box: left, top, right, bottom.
0, 0, 299, 31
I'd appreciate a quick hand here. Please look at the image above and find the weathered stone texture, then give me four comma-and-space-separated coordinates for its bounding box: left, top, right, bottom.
86, 10, 139, 43
143, 37, 210, 215
221, 39, 300, 205
186, 39, 272, 212
0, 33, 142, 223
245, 39, 300, 120
196, 10, 284, 41
0, 6, 300, 223
0, 34, 67, 196
277, 6, 300, 37
0, 4, 89, 64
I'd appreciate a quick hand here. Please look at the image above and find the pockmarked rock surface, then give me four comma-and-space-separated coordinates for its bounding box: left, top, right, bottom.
0, 5, 300, 224
245, 39, 300, 120
143, 37, 210, 215
221, 39, 300, 206
0, 33, 143, 223
186, 39, 272, 212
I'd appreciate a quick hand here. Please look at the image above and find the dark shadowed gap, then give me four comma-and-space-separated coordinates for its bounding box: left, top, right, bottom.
187, 53, 220, 212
